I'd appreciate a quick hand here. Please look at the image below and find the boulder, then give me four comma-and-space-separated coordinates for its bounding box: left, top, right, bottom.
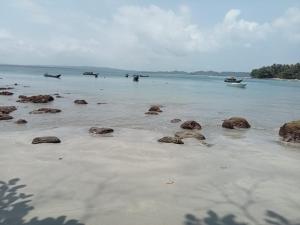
158, 136, 184, 144
145, 111, 159, 115
0, 91, 13, 96
74, 99, 88, 104
175, 130, 206, 140
222, 117, 251, 129
18, 95, 54, 103
180, 120, 202, 130
15, 119, 27, 124
148, 105, 162, 112
32, 136, 61, 144
30, 108, 61, 114
89, 127, 114, 134
0, 106, 17, 114
171, 118, 181, 123
279, 120, 300, 143
0, 113, 13, 120
0, 87, 14, 90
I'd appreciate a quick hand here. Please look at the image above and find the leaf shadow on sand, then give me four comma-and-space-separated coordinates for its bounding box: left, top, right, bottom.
183, 180, 300, 225
184, 210, 300, 225
0, 178, 85, 225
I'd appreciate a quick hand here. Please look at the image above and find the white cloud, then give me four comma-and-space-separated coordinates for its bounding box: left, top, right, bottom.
0, 4, 299, 69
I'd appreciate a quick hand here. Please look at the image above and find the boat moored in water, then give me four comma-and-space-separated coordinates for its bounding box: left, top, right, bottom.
83, 72, 99, 78
224, 77, 243, 83
44, 73, 61, 78
226, 82, 247, 88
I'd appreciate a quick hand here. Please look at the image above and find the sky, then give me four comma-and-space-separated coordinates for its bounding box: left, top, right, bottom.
0, 0, 299, 72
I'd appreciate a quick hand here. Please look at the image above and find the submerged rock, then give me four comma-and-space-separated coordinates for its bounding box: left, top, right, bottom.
170, 118, 181, 123
18, 95, 54, 103
148, 105, 162, 112
145, 111, 159, 115
222, 117, 251, 129
15, 119, 27, 124
74, 99, 88, 104
0, 87, 14, 90
32, 136, 61, 144
175, 130, 206, 140
279, 120, 300, 143
30, 108, 61, 114
89, 127, 114, 134
0, 91, 13, 96
0, 113, 13, 120
180, 120, 202, 130
0, 106, 17, 114
158, 136, 184, 144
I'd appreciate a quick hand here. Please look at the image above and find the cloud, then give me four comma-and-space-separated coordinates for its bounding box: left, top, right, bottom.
0, 3, 299, 70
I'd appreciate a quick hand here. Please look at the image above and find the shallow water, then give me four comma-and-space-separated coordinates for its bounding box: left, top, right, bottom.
1, 65, 300, 225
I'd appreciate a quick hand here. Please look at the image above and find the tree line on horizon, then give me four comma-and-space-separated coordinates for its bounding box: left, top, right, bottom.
251, 63, 300, 79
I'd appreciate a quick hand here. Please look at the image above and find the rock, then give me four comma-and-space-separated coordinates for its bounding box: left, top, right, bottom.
30, 108, 61, 114
89, 127, 114, 134
158, 136, 184, 144
15, 119, 27, 124
18, 95, 54, 103
97, 102, 107, 105
0, 91, 13, 96
0, 113, 13, 120
74, 99, 88, 104
171, 118, 181, 123
145, 111, 159, 115
175, 130, 206, 140
32, 136, 61, 144
222, 117, 251, 129
279, 120, 300, 143
0, 106, 17, 114
148, 105, 162, 112
56, 95, 63, 98
180, 120, 201, 130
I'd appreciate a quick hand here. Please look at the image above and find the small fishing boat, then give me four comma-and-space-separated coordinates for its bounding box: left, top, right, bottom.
226, 82, 247, 88
83, 72, 99, 78
140, 75, 149, 77
133, 75, 139, 82
224, 77, 243, 83
44, 73, 61, 78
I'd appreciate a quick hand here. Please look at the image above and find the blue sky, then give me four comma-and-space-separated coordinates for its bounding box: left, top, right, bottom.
0, 0, 299, 71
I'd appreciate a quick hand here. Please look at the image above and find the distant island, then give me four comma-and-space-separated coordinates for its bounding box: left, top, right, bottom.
251, 63, 300, 79
189, 71, 249, 77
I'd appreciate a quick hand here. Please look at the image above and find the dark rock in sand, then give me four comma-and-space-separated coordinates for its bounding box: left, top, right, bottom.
18, 95, 54, 103
74, 99, 88, 104
32, 136, 61, 144
145, 111, 159, 115
171, 118, 181, 123
0, 91, 14, 96
175, 130, 206, 140
30, 108, 61, 114
148, 105, 162, 112
15, 119, 27, 124
158, 136, 184, 144
180, 120, 201, 130
222, 117, 251, 129
279, 120, 300, 143
0, 106, 17, 114
0, 113, 13, 120
89, 127, 114, 134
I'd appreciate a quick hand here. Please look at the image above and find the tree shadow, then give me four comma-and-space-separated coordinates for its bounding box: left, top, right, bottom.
0, 178, 84, 225
184, 210, 300, 225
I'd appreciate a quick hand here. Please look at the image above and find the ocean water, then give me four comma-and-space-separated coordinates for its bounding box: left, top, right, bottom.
1, 64, 300, 148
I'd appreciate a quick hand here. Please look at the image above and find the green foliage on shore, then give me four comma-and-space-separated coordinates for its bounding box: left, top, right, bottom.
251, 63, 300, 79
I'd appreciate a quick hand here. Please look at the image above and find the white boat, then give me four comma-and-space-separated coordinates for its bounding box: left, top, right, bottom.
226, 82, 247, 88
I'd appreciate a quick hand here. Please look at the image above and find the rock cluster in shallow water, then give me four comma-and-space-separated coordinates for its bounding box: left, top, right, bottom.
279, 120, 300, 143
18, 95, 54, 103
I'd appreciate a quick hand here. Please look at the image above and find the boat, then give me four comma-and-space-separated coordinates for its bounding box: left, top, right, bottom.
140, 75, 149, 77
224, 77, 243, 83
44, 73, 61, 78
133, 75, 139, 82
83, 72, 99, 78
226, 82, 247, 88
